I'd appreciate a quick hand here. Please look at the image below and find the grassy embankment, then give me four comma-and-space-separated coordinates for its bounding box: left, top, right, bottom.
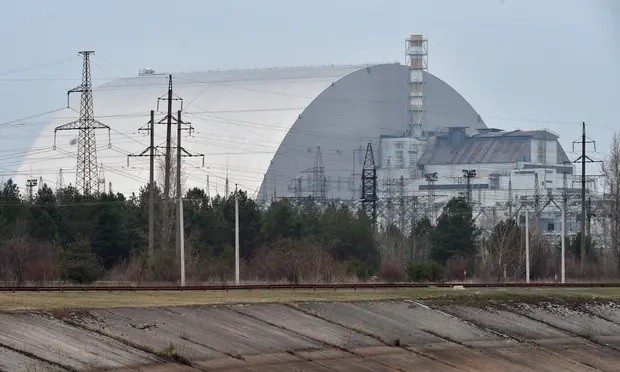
0, 287, 618, 312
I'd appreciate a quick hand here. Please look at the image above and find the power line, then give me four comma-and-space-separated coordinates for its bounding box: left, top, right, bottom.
0, 56, 78, 77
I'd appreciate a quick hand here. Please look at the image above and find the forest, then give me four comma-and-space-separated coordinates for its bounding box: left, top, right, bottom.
0, 164, 618, 285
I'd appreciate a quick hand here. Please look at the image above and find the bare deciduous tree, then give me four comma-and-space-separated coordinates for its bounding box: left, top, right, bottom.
602, 133, 620, 273
156, 146, 188, 252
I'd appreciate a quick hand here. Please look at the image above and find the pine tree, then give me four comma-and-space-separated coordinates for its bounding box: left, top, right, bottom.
430, 197, 479, 264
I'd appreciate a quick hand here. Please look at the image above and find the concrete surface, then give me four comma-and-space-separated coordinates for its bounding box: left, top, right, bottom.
0, 345, 66, 372
0, 300, 618, 371
0, 313, 159, 370
232, 303, 380, 348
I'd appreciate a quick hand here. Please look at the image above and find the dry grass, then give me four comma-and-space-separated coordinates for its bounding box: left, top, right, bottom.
0, 287, 618, 312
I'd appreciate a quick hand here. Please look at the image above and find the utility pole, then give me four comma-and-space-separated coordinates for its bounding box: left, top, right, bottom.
412, 196, 419, 225
164, 75, 173, 200
235, 184, 240, 285
534, 172, 541, 230
128, 110, 157, 256
54, 51, 110, 195
26, 179, 38, 202
580, 122, 586, 268
507, 174, 513, 218
462, 169, 476, 206
173, 110, 204, 284
525, 208, 530, 283
561, 169, 568, 283
148, 111, 155, 257
206, 175, 211, 200
176, 110, 185, 286
155, 75, 184, 200
561, 201, 566, 283
587, 196, 593, 238
572, 122, 601, 271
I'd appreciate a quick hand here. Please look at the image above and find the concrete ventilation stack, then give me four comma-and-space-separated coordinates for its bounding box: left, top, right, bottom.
405, 34, 427, 137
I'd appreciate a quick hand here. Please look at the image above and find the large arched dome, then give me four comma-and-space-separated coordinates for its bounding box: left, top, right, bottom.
15, 63, 485, 199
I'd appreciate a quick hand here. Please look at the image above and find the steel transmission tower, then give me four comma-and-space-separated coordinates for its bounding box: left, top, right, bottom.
383, 158, 396, 226
98, 163, 106, 194
56, 169, 65, 190
398, 176, 406, 231
361, 142, 377, 223
54, 51, 110, 195
312, 146, 327, 200
424, 172, 438, 222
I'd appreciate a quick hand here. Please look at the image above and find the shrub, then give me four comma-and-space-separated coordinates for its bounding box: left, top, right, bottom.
444, 255, 468, 281
0, 237, 59, 283
378, 259, 405, 282
58, 239, 104, 284
406, 261, 443, 282
244, 238, 350, 283
347, 258, 373, 281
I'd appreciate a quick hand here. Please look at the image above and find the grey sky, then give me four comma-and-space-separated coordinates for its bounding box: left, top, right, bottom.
1, 0, 618, 175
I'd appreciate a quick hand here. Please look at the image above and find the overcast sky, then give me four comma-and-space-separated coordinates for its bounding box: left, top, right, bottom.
1, 0, 618, 174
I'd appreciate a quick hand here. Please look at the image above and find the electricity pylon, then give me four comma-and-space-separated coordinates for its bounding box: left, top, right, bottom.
361, 142, 377, 224
54, 51, 110, 195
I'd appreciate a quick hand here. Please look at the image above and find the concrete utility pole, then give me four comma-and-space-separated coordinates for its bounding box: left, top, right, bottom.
561, 166, 569, 283
164, 75, 173, 200
561, 203, 566, 283
148, 110, 155, 256
176, 110, 185, 286
507, 175, 513, 218
580, 122, 586, 270
127, 110, 157, 256
235, 184, 240, 285
525, 208, 530, 283
534, 172, 541, 230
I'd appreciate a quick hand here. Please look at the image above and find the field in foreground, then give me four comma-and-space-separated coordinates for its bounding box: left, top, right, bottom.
0, 287, 618, 312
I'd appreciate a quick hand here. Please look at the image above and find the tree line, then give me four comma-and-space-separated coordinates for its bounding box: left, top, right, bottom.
0, 178, 486, 284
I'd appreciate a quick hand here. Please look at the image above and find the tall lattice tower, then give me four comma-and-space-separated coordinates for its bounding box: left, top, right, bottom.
361, 142, 377, 223
383, 158, 396, 227
56, 168, 65, 190
312, 146, 327, 200
424, 172, 438, 222
54, 51, 110, 195
98, 163, 106, 194
405, 34, 428, 137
